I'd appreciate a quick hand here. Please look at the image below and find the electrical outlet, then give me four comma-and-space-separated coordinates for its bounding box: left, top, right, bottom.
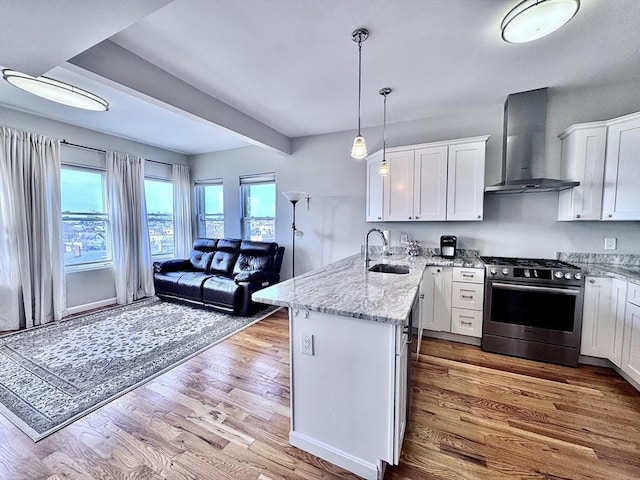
604, 237, 617, 250
301, 334, 314, 356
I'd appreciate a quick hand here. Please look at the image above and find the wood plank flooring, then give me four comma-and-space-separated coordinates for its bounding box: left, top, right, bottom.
1, 308, 639, 479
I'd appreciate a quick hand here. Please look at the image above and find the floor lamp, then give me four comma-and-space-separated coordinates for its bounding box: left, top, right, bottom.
282, 191, 309, 277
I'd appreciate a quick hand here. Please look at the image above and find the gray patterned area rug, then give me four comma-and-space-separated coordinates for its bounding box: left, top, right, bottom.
0, 297, 279, 441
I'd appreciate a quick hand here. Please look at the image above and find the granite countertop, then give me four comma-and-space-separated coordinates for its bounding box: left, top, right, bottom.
252, 251, 485, 325
557, 252, 640, 284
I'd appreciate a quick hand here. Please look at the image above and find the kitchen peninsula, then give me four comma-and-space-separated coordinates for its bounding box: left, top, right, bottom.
252, 250, 483, 479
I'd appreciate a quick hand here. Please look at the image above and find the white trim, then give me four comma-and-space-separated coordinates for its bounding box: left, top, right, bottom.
65, 297, 117, 316
289, 431, 381, 480
421, 329, 482, 346
367, 135, 490, 158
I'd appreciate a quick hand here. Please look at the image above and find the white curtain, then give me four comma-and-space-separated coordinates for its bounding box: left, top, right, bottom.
0, 127, 65, 330
172, 164, 193, 258
106, 151, 154, 305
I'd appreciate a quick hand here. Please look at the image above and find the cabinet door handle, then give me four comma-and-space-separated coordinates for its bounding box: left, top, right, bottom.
378, 216, 382, 220
462, 273, 474, 278
607, 214, 613, 218
461, 294, 474, 299
477, 215, 481, 219
589, 279, 596, 284
461, 320, 473, 326
576, 214, 581, 218
415, 216, 420, 219
419, 294, 425, 299
408, 216, 413, 220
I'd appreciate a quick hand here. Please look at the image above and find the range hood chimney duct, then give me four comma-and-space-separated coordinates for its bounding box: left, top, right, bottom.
485, 87, 579, 194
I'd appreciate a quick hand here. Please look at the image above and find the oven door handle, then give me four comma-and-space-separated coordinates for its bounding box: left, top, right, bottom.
491, 282, 581, 296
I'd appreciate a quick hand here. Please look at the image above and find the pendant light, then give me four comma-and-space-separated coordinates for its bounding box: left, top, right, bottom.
2, 69, 109, 111
501, 0, 580, 44
350, 28, 369, 159
378, 88, 391, 176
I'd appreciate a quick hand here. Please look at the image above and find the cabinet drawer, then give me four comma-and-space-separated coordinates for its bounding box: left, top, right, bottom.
629, 282, 640, 307
451, 308, 483, 338
452, 267, 484, 284
451, 282, 484, 311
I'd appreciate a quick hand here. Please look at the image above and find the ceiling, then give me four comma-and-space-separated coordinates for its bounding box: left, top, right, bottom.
1, 0, 639, 155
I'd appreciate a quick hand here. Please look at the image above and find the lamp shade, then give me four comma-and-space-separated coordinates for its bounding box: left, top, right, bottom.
282, 191, 308, 203
2, 69, 109, 111
351, 135, 368, 159
501, 0, 580, 43
378, 159, 390, 176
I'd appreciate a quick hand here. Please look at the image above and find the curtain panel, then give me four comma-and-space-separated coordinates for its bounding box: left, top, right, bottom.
0, 127, 65, 330
172, 164, 193, 258
106, 151, 154, 305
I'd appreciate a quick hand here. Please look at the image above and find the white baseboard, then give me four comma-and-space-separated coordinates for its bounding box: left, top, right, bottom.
65, 298, 117, 316
289, 431, 381, 480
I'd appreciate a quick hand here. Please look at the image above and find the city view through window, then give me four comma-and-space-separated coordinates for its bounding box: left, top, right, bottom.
242, 183, 276, 242
144, 179, 174, 257
196, 184, 224, 238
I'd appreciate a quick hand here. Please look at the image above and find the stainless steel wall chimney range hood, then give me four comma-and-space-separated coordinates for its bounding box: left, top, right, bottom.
485, 87, 579, 194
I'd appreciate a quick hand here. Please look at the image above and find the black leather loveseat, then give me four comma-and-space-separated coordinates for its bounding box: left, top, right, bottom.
153, 238, 284, 316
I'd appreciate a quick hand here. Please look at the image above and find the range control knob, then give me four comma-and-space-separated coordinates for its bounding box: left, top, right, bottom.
574, 272, 582, 280
564, 272, 573, 280
490, 267, 497, 276
554, 271, 564, 279
502, 268, 509, 275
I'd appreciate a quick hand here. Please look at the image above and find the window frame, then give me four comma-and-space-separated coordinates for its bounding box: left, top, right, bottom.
61, 164, 112, 272
144, 177, 175, 260
239, 173, 276, 242
194, 180, 225, 239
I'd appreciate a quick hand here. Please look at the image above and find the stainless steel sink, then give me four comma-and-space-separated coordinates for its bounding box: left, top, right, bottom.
368, 263, 410, 274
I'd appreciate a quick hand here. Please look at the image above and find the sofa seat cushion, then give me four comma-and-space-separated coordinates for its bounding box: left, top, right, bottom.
154, 271, 188, 296
176, 272, 213, 302
202, 276, 242, 309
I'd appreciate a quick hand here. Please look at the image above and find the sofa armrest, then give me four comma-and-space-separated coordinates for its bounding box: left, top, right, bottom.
234, 270, 279, 283
154, 259, 192, 273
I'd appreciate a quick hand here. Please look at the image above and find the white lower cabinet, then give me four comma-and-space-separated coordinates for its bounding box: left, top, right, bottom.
581, 277, 626, 366
417, 266, 452, 354
621, 282, 640, 385
289, 308, 411, 480
418, 266, 484, 350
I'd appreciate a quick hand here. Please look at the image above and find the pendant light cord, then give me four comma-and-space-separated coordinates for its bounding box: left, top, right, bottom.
357, 39, 363, 136
382, 92, 387, 158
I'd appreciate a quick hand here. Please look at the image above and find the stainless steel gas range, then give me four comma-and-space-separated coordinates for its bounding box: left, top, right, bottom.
480, 256, 584, 367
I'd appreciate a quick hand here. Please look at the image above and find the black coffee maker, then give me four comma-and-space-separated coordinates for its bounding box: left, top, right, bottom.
440, 235, 457, 258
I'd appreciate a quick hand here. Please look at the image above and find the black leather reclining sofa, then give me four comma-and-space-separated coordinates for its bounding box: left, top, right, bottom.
153, 238, 284, 316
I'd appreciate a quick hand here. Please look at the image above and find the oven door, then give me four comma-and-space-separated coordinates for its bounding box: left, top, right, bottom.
483, 280, 583, 347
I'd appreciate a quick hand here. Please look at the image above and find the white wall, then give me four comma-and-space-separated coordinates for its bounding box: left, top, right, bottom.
190, 80, 640, 278
0, 106, 188, 312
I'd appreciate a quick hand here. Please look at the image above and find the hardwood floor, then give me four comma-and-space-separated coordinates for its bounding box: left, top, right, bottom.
1, 308, 639, 479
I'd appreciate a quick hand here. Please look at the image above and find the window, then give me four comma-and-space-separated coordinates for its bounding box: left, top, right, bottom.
61, 167, 111, 268
144, 179, 174, 257
195, 182, 224, 238
240, 173, 276, 242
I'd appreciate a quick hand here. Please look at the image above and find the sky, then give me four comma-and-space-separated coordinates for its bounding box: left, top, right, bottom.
61, 169, 276, 217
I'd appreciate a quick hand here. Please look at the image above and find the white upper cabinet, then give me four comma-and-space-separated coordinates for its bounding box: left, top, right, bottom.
414, 146, 448, 221
366, 136, 489, 222
383, 150, 415, 221
447, 141, 486, 221
366, 152, 384, 222
558, 124, 607, 221
558, 111, 640, 221
602, 113, 640, 220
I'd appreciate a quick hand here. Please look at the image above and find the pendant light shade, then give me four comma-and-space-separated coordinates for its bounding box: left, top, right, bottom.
2, 69, 109, 111
350, 28, 369, 159
501, 0, 580, 43
378, 88, 392, 176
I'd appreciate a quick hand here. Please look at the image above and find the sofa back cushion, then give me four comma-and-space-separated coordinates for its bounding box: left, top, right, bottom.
209, 251, 238, 276
189, 251, 214, 271
216, 238, 242, 252
233, 241, 279, 275
193, 238, 218, 252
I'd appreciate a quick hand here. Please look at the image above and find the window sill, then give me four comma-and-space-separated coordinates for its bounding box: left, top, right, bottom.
65, 262, 112, 274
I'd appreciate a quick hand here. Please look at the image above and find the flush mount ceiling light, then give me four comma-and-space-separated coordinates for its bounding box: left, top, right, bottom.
350, 28, 369, 159
378, 88, 391, 177
501, 0, 580, 43
2, 69, 109, 111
